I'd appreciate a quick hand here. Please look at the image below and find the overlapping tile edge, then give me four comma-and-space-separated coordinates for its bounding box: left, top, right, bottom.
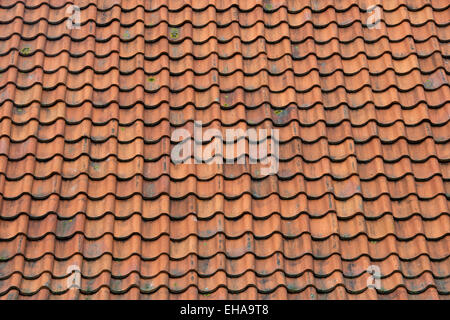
0, 0, 449, 300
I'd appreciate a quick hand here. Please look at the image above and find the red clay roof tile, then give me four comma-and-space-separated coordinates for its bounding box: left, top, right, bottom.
0, 0, 449, 300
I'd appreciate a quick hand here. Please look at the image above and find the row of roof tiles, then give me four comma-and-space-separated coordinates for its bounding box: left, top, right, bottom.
1, 0, 448, 11
1, 154, 448, 180
1, 4, 449, 27
1, 102, 447, 125
1, 193, 448, 219
1, 212, 449, 241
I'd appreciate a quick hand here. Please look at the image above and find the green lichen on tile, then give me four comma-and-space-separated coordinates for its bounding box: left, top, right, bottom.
169, 27, 180, 39
0, 249, 9, 262
142, 282, 153, 292
200, 287, 211, 296
264, 2, 273, 11
273, 109, 285, 115
424, 79, 434, 89
286, 284, 300, 292
90, 162, 100, 171
20, 47, 31, 55
123, 30, 130, 39
147, 76, 156, 82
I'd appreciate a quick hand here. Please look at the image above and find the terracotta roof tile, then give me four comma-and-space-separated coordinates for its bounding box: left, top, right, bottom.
0, 0, 449, 299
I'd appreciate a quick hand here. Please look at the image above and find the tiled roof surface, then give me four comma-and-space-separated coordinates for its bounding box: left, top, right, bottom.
0, 0, 449, 300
